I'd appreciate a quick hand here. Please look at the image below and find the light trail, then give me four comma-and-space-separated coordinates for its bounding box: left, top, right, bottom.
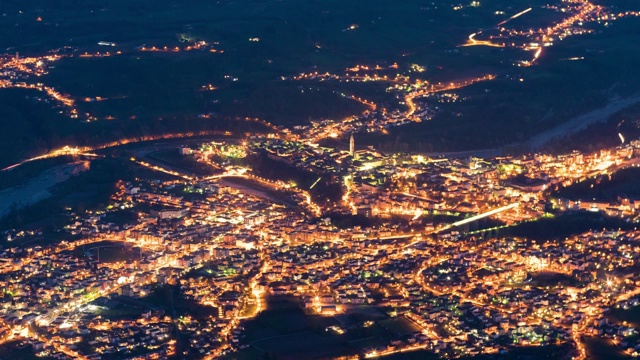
403, 202, 521, 249
449, 202, 519, 228
365, 343, 430, 358
531, 47, 543, 64
309, 177, 322, 189
497, 7, 532, 27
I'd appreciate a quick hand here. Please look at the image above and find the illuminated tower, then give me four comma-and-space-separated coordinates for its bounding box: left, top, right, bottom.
350, 133, 355, 157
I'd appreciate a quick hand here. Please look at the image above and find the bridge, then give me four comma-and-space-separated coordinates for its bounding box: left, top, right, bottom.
398, 203, 521, 248
448, 202, 520, 229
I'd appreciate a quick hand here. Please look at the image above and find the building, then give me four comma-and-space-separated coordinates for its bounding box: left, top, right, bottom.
350, 133, 355, 157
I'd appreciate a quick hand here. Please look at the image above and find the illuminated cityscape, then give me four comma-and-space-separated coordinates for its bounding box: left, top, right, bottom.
1, 134, 640, 359
1, 0, 640, 359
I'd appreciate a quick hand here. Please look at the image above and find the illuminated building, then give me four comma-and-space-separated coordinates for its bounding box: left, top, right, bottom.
350, 132, 355, 158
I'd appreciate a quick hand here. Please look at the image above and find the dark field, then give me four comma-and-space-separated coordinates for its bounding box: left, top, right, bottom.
460, 344, 575, 359
609, 304, 640, 328
583, 337, 629, 360
225, 296, 424, 360
74, 240, 140, 263
0, 341, 50, 360
529, 271, 580, 288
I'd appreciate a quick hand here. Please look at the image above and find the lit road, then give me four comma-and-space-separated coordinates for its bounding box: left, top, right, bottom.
1, 131, 236, 172
1, 146, 100, 172
448, 202, 520, 228
497, 8, 532, 27
399, 202, 520, 250
460, 32, 505, 48
404, 75, 495, 119
132, 156, 322, 216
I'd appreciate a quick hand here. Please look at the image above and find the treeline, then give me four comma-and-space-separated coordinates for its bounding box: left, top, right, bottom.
553, 167, 640, 201
498, 212, 636, 242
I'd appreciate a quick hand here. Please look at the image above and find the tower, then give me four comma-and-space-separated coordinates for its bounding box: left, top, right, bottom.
350, 133, 355, 157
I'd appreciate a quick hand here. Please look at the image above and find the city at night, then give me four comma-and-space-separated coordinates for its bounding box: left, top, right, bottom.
1, 1, 640, 359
